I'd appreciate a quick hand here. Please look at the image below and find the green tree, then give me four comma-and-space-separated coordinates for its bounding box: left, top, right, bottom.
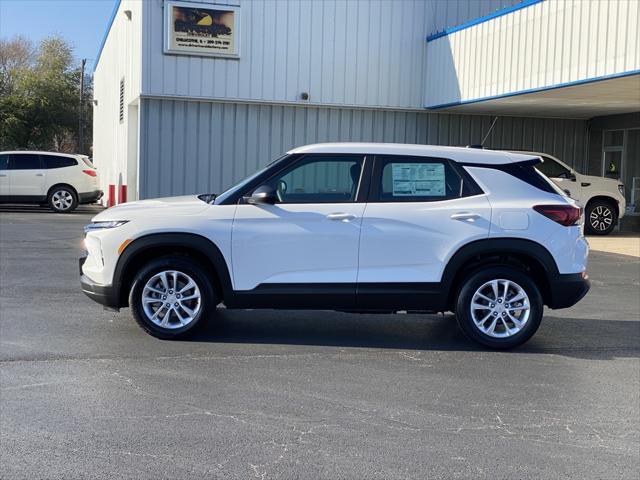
0, 35, 91, 153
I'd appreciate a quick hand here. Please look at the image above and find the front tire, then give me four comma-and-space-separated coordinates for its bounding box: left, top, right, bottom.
129, 256, 217, 339
455, 267, 543, 349
585, 200, 616, 235
48, 186, 78, 213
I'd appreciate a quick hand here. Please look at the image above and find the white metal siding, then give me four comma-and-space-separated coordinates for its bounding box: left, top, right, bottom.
139, 98, 588, 199
141, 0, 429, 109
92, 0, 143, 199
425, 0, 640, 108
428, 0, 520, 35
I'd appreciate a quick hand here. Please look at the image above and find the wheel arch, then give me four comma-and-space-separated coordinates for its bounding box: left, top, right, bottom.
47, 183, 78, 199
442, 238, 559, 310
113, 232, 233, 308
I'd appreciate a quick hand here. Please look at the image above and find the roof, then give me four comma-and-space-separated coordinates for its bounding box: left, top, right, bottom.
0, 151, 86, 158
287, 143, 539, 165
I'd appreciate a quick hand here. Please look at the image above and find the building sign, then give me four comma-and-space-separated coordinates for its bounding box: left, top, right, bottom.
164, 1, 240, 58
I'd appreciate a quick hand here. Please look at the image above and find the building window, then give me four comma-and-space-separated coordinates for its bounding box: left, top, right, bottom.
119, 78, 125, 123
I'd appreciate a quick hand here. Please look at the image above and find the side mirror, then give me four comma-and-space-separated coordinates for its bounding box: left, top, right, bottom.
569, 172, 577, 181
244, 184, 277, 205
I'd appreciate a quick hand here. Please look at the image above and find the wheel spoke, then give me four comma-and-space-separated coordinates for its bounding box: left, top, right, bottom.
179, 302, 195, 317
490, 280, 499, 300
475, 292, 493, 303
178, 280, 195, 294
159, 308, 172, 327
471, 302, 490, 310
485, 317, 498, 335
144, 285, 165, 295
507, 311, 524, 329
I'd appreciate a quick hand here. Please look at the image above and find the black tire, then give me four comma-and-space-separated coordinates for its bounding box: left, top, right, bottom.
129, 256, 217, 339
48, 186, 78, 213
585, 199, 616, 235
455, 266, 543, 349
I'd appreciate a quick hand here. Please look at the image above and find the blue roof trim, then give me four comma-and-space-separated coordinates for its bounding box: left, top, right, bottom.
425, 70, 640, 110
426, 0, 544, 42
93, 0, 121, 72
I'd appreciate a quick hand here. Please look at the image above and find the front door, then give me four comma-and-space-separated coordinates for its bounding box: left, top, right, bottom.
0, 154, 9, 196
8, 154, 46, 198
231, 154, 366, 308
357, 155, 491, 309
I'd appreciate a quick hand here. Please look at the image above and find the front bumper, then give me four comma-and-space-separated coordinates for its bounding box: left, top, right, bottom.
79, 190, 104, 204
79, 256, 119, 309
548, 272, 591, 309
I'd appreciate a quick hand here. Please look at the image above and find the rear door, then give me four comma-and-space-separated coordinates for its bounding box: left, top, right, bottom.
41, 154, 80, 192
357, 155, 491, 308
8, 153, 46, 198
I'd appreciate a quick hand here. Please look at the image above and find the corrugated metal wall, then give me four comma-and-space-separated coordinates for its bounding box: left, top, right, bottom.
139, 98, 589, 199
426, 0, 640, 107
428, 0, 520, 35
142, 0, 429, 109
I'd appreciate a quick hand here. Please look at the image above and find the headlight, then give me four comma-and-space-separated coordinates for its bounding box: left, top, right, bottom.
618, 185, 625, 196
84, 220, 129, 233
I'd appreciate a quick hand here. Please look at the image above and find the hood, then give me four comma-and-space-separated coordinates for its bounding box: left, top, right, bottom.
92, 195, 210, 221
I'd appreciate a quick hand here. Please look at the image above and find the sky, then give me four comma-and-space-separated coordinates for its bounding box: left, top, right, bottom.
0, 0, 117, 70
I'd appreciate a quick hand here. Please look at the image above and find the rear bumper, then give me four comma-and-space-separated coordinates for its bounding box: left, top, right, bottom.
79, 190, 103, 204
548, 272, 591, 309
79, 257, 120, 309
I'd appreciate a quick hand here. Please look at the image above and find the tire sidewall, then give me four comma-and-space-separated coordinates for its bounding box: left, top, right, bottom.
48, 187, 78, 213
455, 266, 543, 349
129, 256, 216, 339
585, 200, 615, 235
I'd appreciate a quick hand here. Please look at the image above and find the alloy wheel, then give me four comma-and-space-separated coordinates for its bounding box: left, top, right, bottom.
589, 205, 613, 232
52, 190, 74, 211
141, 270, 202, 329
470, 279, 531, 338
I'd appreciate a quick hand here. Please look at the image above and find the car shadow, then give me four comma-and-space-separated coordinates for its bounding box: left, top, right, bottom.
0, 204, 104, 214
188, 309, 640, 360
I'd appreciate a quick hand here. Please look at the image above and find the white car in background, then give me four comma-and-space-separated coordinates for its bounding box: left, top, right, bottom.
512, 151, 626, 235
0, 151, 102, 213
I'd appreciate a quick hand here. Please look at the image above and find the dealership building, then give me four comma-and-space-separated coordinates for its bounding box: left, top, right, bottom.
93, 0, 640, 226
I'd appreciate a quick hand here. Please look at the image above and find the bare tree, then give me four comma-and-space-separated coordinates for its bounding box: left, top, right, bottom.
0, 36, 34, 96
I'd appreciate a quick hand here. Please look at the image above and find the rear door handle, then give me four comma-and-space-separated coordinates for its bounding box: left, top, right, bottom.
35, 173, 44, 177
451, 212, 480, 221
326, 212, 356, 222
0, 173, 6, 177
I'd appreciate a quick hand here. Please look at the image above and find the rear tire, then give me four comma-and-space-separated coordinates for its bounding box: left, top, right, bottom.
585, 199, 616, 235
455, 266, 543, 349
129, 256, 217, 339
48, 186, 78, 213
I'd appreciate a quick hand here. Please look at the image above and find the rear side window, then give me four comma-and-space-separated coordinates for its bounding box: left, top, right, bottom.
490, 161, 566, 196
81, 157, 95, 168
372, 156, 479, 202
42, 155, 77, 169
10, 154, 41, 170
0, 154, 8, 170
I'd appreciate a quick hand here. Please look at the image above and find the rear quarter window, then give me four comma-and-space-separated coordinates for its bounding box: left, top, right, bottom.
42, 155, 78, 169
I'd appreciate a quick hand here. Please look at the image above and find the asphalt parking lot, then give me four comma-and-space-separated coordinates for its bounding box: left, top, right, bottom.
1, 206, 639, 479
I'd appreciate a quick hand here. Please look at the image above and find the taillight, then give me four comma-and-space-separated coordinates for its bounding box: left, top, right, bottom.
533, 204, 582, 226
82, 169, 97, 177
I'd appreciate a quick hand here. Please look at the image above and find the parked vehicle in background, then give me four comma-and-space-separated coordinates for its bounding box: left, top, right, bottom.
80, 143, 590, 349
510, 151, 626, 235
0, 151, 102, 213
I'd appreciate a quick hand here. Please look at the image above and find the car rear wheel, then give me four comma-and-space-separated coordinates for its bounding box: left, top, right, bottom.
48, 187, 78, 213
129, 256, 217, 339
585, 200, 616, 235
455, 267, 543, 349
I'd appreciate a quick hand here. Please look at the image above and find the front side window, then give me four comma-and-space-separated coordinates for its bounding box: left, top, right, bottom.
0, 154, 8, 170
266, 155, 364, 204
376, 157, 463, 202
42, 155, 77, 169
10, 154, 41, 170
537, 157, 571, 179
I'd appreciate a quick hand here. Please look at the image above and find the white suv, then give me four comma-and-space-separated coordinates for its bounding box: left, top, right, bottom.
80, 143, 590, 349
512, 151, 625, 235
0, 151, 102, 213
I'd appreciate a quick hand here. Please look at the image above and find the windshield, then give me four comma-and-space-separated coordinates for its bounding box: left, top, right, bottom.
214, 155, 287, 204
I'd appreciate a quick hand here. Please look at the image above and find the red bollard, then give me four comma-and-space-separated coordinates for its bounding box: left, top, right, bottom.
119, 184, 127, 204
107, 184, 116, 207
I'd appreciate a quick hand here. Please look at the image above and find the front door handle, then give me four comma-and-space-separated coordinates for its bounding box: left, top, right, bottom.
35, 173, 44, 177
0, 173, 6, 177
451, 212, 480, 221
326, 212, 356, 222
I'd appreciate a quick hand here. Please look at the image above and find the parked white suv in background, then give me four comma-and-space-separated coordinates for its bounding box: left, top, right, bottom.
80, 143, 590, 349
0, 151, 102, 213
511, 151, 625, 235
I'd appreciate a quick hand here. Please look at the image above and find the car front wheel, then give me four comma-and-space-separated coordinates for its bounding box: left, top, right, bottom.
129, 256, 217, 339
585, 200, 616, 235
455, 267, 543, 349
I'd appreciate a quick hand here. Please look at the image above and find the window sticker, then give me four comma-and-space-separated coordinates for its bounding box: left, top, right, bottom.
391, 163, 446, 197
